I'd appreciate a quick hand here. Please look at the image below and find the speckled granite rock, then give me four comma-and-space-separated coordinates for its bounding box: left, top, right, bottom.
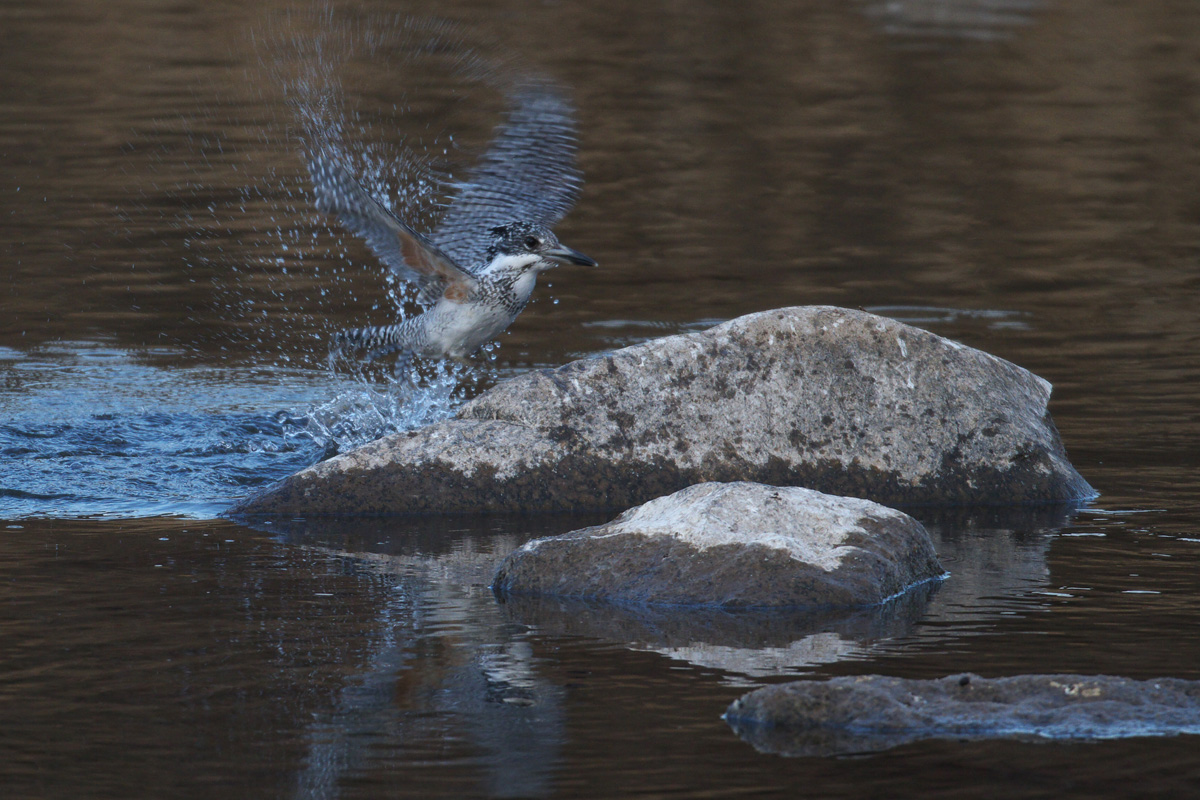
725, 673, 1200, 756
230, 305, 1094, 516
491, 482, 944, 608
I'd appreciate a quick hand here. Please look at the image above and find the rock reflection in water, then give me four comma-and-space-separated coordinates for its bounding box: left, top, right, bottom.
497, 587, 939, 684
913, 503, 1081, 626
262, 515, 602, 799
292, 581, 565, 800
861, 0, 1045, 43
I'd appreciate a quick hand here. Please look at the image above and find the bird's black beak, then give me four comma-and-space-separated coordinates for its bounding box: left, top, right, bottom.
545, 243, 598, 267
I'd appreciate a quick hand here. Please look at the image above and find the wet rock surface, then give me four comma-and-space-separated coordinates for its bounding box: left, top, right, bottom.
491, 482, 945, 608
231, 306, 1095, 516
725, 673, 1200, 756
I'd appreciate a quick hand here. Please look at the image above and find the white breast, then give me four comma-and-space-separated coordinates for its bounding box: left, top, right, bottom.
509, 269, 538, 303
420, 254, 544, 358
423, 299, 516, 358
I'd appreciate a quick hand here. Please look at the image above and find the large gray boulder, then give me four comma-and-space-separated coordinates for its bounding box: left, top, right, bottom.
725, 673, 1200, 756
231, 306, 1094, 516
492, 482, 945, 608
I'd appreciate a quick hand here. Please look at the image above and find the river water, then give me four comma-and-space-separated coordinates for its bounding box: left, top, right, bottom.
3, 0, 1200, 797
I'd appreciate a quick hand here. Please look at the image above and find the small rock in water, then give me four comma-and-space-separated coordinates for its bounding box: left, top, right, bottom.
724, 673, 1200, 756
492, 482, 945, 608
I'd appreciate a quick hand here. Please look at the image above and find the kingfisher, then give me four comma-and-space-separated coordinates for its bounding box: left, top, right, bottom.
307, 81, 596, 362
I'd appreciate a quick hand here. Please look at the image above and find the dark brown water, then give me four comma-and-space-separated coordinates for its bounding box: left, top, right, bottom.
3, 0, 1200, 797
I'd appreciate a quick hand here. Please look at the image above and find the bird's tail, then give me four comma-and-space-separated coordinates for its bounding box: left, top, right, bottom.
334, 324, 411, 362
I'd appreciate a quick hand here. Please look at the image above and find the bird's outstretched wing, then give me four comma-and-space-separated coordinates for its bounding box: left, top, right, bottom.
430, 80, 583, 271
307, 151, 479, 303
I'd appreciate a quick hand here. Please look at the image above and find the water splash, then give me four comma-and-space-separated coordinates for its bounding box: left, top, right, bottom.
279, 358, 473, 457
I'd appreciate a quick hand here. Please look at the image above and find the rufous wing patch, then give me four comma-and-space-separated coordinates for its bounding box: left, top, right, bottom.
443, 283, 469, 303
398, 232, 437, 278
396, 228, 478, 295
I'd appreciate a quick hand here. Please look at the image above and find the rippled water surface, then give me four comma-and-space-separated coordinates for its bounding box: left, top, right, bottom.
3, 0, 1200, 797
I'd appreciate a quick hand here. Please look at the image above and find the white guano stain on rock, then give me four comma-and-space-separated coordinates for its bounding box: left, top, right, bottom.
594, 483, 895, 571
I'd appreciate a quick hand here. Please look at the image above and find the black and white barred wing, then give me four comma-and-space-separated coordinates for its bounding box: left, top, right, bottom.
431, 81, 583, 271
307, 151, 478, 301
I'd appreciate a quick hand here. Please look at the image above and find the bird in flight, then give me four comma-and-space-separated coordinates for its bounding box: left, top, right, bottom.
307, 80, 596, 363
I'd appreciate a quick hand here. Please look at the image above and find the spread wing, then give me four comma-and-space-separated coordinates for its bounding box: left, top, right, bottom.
430, 80, 583, 271
307, 150, 478, 303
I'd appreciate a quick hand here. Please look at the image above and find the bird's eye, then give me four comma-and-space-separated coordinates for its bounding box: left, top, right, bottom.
524, 235, 541, 249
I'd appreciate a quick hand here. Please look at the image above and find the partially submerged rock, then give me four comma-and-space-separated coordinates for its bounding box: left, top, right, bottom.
725, 673, 1200, 756
492, 482, 945, 608
231, 306, 1094, 516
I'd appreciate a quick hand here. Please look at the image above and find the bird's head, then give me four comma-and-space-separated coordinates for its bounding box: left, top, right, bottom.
484, 222, 597, 276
